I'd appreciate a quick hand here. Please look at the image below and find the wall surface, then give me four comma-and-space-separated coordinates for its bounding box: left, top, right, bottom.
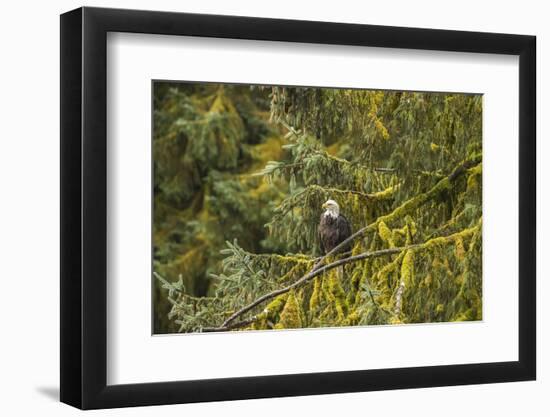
0, 0, 545, 415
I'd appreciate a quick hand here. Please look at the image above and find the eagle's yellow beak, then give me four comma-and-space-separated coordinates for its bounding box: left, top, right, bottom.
322, 202, 328, 209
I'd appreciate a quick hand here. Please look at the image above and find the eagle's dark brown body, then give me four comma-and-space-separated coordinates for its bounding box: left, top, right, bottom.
318, 213, 352, 254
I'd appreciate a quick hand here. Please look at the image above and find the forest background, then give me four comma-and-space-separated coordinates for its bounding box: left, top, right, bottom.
153, 82, 482, 334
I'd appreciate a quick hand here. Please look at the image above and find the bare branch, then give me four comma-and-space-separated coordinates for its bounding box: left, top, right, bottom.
201, 316, 258, 333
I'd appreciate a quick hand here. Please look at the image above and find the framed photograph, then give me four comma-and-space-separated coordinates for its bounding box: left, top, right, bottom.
60, 6, 536, 409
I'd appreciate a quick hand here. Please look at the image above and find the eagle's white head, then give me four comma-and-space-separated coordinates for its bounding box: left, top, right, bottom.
322, 199, 340, 218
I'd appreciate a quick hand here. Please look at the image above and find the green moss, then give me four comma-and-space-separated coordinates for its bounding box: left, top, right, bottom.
466, 163, 482, 191
401, 250, 415, 286
369, 184, 398, 200
376, 252, 405, 287
328, 270, 348, 321
254, 294, 288, 329
345, 310, 360, 326
353, 260, 372, 307
378, 221, 394, 247
455, 237, 465, 260
309, 277, 322, 314
275, 291, 303, 329
422, 222, 479, 250
405, 216, 417, 240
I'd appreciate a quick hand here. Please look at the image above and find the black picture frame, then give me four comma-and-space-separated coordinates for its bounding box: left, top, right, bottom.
60, 6, 536, 410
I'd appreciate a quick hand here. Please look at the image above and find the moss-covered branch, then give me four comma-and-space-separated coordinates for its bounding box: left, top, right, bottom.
219, 155, 480, 328
207, 223, 479, 332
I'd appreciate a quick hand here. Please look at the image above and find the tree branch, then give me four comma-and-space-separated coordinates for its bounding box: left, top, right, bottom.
215, 245, 419, 331
201, 316, 258, 333
208, 222, 479, 332
219, 155, 481, 328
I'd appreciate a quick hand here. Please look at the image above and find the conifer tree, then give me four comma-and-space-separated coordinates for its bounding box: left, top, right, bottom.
155, 84, 482, 333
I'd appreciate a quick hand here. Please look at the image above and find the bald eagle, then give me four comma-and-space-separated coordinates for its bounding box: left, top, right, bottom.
318, 199, 352, 255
